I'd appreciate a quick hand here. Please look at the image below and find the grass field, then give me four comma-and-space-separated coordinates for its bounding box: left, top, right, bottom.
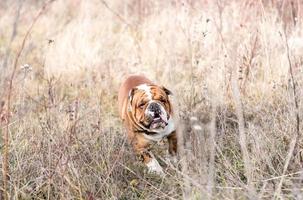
0, 0, 303, 199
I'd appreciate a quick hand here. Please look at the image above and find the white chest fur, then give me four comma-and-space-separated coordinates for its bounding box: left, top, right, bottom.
143, 118, 175, 142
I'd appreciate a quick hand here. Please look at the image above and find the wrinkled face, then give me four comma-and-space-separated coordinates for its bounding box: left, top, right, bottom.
128, 84, 172, 132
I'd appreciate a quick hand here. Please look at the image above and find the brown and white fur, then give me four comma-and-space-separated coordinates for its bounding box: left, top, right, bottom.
118, 75, 177, 174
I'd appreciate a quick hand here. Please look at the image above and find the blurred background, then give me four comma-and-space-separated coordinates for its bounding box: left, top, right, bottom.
0, 0, 303, 199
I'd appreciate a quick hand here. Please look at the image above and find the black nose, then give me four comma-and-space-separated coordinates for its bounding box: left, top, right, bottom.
148, 102, 161, 116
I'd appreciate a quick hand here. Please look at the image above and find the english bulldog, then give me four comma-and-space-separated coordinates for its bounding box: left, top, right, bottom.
118, 75, 177, 174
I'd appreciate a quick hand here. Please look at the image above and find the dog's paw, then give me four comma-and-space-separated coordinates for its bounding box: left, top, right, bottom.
146, 158, 164, 175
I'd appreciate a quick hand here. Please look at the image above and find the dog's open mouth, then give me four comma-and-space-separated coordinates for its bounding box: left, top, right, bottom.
149, 117, 168, 130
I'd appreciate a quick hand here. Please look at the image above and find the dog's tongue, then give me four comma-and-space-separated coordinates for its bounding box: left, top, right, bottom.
150, 122, 160, 129
150, 116, 167, 129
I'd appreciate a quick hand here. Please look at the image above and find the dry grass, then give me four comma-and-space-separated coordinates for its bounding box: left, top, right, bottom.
1, 0, 303, 199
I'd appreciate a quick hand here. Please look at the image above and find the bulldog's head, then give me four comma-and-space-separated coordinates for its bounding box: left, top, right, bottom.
128, 84, 173, 132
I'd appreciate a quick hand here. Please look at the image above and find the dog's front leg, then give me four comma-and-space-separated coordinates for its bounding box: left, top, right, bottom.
131, 133, 164, 174
167, 131, 178, 156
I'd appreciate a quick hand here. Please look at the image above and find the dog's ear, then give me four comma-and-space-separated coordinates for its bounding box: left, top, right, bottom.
162, 86, 173, 96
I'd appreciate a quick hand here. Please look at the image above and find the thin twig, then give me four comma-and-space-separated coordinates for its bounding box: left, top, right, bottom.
261, 170, 303, 182
99, 0, 134, 28
284, 28, 300, 155
1, 0, 23, 71
1, 1, 56, 199
274, 21, 301, 199
231, 69, 256, 199
207, 99, 217, 198
97, 137, 127, 194
98, 0, 143, 68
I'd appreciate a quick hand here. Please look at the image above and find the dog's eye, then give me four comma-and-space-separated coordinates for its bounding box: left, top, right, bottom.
159, 98, 166, 103
138, 102, 145, 109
